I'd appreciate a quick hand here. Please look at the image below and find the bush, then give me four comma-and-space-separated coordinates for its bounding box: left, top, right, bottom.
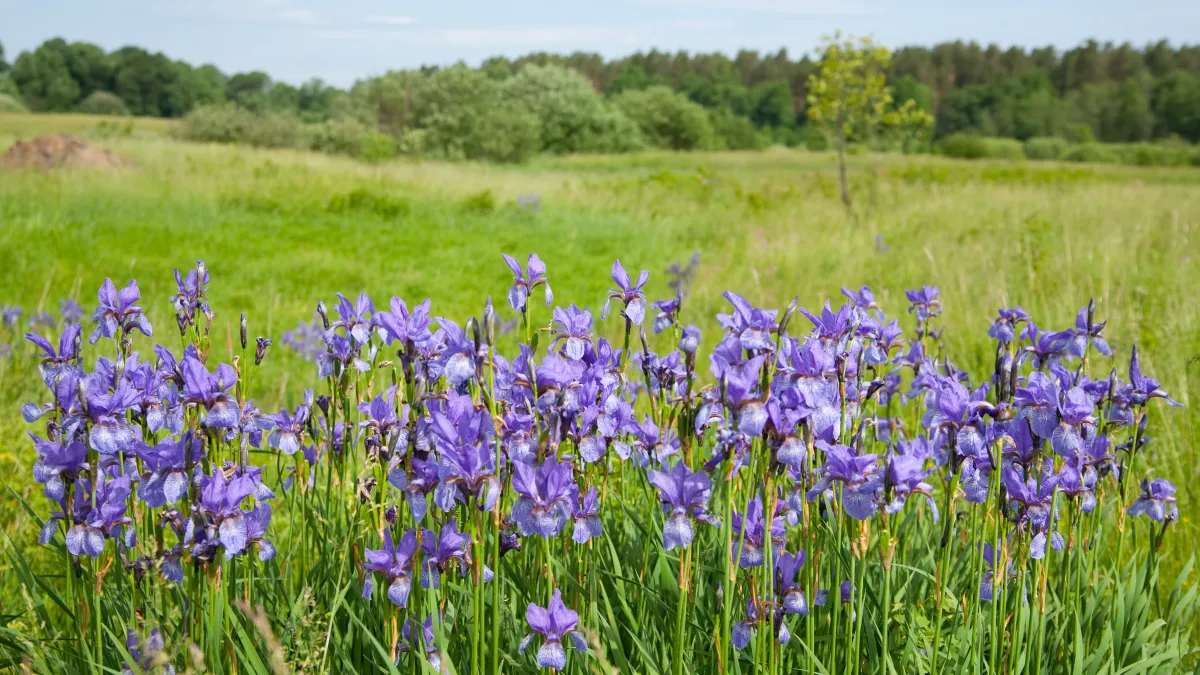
614, 85, 715, 151
803, 125, 829, 151
173, 104, 307, 150
1111, 142, 1192, 167
937, 133, 988, 159
410, 65, 542, 163
710, 109, 768, 150
938, 134, 1025, 160
0, 76, 23, 102
1023, 137, 1068, 161
1061, 143, 1119, 164
0, 92, 26, 112
76, 91, 130, 116
502, 64, 642, 154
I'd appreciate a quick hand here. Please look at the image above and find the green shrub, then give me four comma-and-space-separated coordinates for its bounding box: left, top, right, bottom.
710, 109, 768, 151
309, 117, 370, 156
1066, 123, 1095, 143
410, 65, 542, 163
326, 188, 409, 218
173, 104, 307, 150
770, 125, 803, 148
1192, 148, 1200, 167
1023, 137, 1068, 161
502, 64, 642, 154
1112, 142, 1192, 167
803, 125, 829, 151
938, 134, 1024, 160
0, 92, 26, 112
938, 134, 988, 159
0, 76, 24, 103
1061, 143, 1119, 164
614, 85, 715, 151
76, 91, 130, 116
358, 133, 398, 164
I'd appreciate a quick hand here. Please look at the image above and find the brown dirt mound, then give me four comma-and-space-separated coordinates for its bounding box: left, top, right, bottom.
0, 134, 132, 171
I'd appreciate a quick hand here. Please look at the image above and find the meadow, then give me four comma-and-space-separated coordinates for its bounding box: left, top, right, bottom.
1, 113, 1200, 673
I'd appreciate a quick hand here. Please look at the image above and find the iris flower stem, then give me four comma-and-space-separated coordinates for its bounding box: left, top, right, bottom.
673, 546, 690, 675
930, 469, 960, 675
881, 515, 893, 675
720, 478, 735, 675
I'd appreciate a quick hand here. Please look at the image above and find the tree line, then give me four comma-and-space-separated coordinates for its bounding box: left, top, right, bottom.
1, 36, 1198, 149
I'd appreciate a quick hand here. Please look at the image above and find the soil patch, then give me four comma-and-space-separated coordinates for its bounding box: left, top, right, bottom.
0, 134, 132, 171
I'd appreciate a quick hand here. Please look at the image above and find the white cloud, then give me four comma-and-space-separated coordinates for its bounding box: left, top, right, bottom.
278, 8, 321, 23
366, 14, 415, 25
676, 19, 718, 29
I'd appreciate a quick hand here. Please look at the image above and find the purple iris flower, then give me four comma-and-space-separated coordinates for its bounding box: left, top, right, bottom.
678, 324, 701, 355
30, 433, 88, 502
924, 377, 994, 459
62, 472, 134, 557
1061, 303, 1112, 358
378, 297, 434, 348
90, 279, 152, 344
807, 441, 881, 521
1124, 345, 1182, 407
511, 458, 577, 538
572, 487, 603, 544
733, 599, 789, 650
1002, 466, 1063, 559
1056, 462, 1097, 513
269, 396, 311, 455
171, 259, 210, 327
860, 318, 904, 366
135, 433, 203, 508
25, 323, 82, 387
421, 518, 489, 588
1050, 386, 1095, 456
904, 286, 941, 321
430, 397, 501, 512
775, 550, 809, 615
883, 453, 938, 520
387, 454, 438, 523
724, 354, 768, 438
799, 301, 856, 348
647, 461, 719, 551
502, 253, 552, 312
1, 305, 22, 327
122, 628, 175, 675
1021, 323, 1067, 369
549, 305, 593, 361
181, 353, 241, 429
60, 299, 85, 324
732, 494, 786, 567
78, 377, 141, 455
194, 469, 259, 558
326, 292, 376, 346
717, 291, 778, 352
979, 543, 1015, 602
397, 617, 441, 672
841, 285, 877, 313
988, 307, 1029, 344
627, 414, 680, 467
651, 295, 680, 334
432, 318, 478, 388
317, 334, 371, 379
1127, 479, 1179, 523
358, 386, 407, 449
519, 589, 588, 670
1014, 372, 1060, 440
363, 528, 419, 607
243, 504, 276, 561
602, 260, 649, 326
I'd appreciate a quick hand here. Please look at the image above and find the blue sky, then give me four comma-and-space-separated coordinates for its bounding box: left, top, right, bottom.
2, 0, 1198, 86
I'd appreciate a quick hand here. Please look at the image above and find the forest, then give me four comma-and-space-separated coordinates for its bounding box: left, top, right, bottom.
1, 37, 1199, 157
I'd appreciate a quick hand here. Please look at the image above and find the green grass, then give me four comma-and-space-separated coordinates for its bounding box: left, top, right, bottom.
2, 113, 1200, 671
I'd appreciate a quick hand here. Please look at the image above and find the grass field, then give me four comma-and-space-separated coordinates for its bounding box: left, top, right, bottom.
2, 112, 1199, 672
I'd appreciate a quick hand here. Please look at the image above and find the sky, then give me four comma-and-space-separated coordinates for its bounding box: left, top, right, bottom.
2, 0, 1198, 87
